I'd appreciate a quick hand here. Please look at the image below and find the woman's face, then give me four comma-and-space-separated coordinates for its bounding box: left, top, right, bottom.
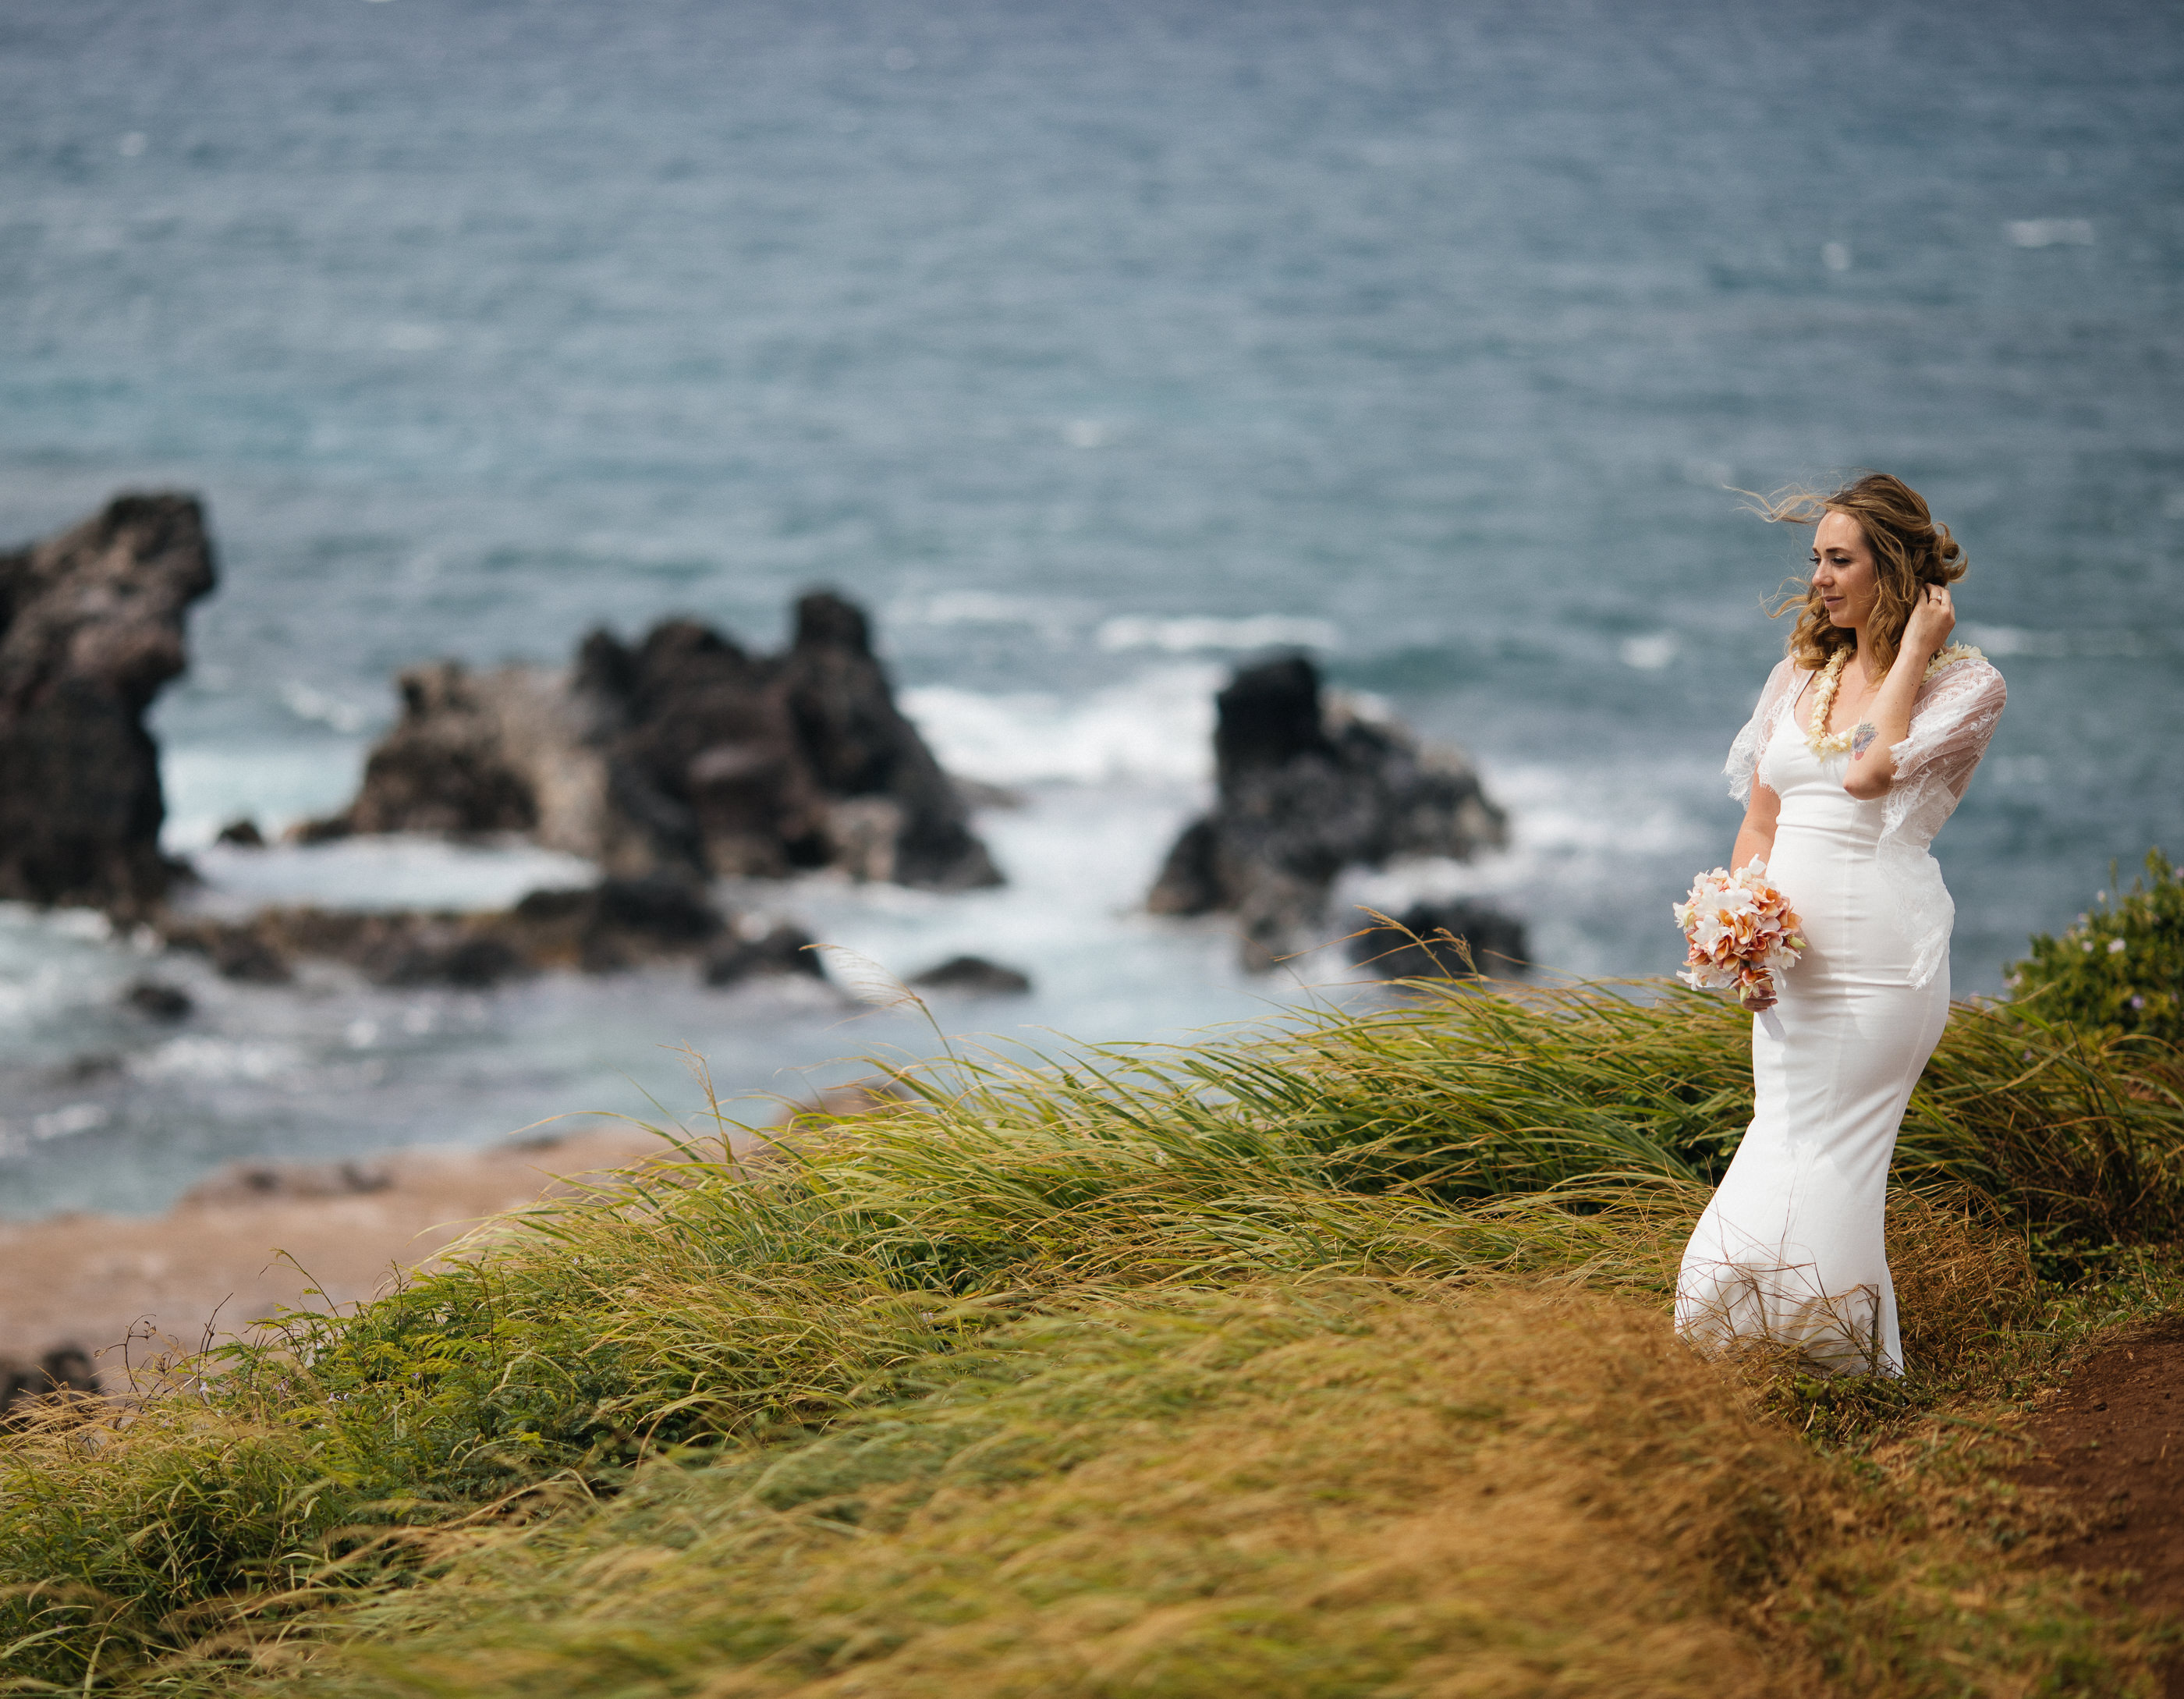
1810, 509, 1878, 628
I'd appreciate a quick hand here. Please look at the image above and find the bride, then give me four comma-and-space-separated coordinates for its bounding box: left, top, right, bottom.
1674, 472, 2007, 1375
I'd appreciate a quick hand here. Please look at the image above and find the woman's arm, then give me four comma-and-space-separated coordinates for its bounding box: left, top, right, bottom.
1732, 782, 1781, 874
1842, 584, 1956, 800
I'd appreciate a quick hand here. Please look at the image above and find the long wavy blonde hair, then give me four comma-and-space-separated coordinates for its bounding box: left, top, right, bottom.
1753, 472, 1967, 673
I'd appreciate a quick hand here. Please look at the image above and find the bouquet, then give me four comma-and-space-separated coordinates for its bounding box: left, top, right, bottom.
1672, 858, 1806, 1039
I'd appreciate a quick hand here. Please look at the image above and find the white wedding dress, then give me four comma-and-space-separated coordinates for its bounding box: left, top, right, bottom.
1675, 651, 2006, 1374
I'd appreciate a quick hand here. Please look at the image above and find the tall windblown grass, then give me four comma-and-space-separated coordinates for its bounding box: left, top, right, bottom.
185, 1286, 2140, 1699
2, 978, 2178, 1693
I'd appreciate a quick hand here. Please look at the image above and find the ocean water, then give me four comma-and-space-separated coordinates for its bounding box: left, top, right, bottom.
2, 0, 2179, 1215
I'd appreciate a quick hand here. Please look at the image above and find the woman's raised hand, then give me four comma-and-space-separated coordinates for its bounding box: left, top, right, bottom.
1902, 582, 1955, 660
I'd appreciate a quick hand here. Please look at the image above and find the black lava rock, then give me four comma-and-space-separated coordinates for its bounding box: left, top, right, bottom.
1349, 900, 1528, 981
0, 495, 217, 917
702, 923, 824, 988
909, 955, 1034, 996
1148, 654, 1509, 970
122, 979, 193, 1020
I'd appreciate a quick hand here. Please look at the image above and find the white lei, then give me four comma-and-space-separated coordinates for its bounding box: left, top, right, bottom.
1805, 642, 1985, 757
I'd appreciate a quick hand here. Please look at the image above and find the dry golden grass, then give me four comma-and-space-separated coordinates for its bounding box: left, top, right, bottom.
202, 1284, 2147, 1699
5, 979, 2179, 1695
1888, 1190, 2042, 1382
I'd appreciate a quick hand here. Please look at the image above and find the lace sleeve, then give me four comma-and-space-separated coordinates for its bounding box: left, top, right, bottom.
1876, 657, 2007, 988
1725, 657, 1799, 803
1883, 658, 2008, 820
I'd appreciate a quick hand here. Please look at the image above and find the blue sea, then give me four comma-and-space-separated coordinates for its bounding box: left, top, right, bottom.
2, 0, 2179, 1216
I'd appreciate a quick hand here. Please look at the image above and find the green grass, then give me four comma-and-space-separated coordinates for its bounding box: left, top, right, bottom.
173, 1286, 2161, 1699
3, 977, 2181, 1695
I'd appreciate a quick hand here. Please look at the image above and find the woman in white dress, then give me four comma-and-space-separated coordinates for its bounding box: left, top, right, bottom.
1674, 473, 2008, 1375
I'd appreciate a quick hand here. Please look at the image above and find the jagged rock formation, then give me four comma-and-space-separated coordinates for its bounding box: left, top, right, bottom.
307, 591, 1001, 892
0, 495, 217, 916
1349, 899, 1529, 981
1147, 654, 1512, 969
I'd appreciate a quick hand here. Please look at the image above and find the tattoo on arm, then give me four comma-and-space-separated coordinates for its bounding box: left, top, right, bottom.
1850, 722, 1877, 760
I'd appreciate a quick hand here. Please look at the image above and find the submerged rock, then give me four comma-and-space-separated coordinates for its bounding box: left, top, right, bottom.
122, 979, 194, 1021
0, 495, 217, 917
909, 954, 1034, 995
701, 922, 824, 988
304, 591, 1001, 893
1348, 900, 1530, 981
159, 874, 746, 988
183, 1161, 395, 1204
1147, 654, 1514, 970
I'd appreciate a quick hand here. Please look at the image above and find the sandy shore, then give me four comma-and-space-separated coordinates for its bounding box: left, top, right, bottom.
0, 1123, 714, 1385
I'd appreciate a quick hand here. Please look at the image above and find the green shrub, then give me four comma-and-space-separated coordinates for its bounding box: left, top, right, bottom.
2007, 849, 2184, 1045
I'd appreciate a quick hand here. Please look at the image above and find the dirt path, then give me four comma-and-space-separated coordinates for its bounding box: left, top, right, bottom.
0, 1123, 691, 1385
2012, 1315, 2184, 1695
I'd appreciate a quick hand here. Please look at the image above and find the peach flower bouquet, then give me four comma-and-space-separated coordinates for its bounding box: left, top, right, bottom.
1672, 858, 1806, 1039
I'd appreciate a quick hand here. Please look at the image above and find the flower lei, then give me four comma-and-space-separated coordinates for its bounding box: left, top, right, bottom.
1804, 642, 1985, 757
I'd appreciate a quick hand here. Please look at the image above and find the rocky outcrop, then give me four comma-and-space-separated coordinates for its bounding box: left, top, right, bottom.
1147, 654, 1512, 970
306, 591, 1001, 892
909, 955, 1033, 995
702, 922, 824, 988
0, 495, 217, 916
1349, 900, 1529, 981
122, 979, 193, 1020
0, 1346, 100, 1424
160, 874, 745, 988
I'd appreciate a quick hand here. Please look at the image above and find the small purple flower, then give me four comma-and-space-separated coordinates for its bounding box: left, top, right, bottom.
2131, 995, 2147, 1011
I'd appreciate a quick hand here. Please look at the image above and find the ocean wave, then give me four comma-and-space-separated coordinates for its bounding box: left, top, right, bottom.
1096, 614, 1341, 655
1959, 624, 2164, 660
179, 836, 597, 916
161, 743, 369, 851
901, 666, 1221, 786
130, 1035, 309, 1085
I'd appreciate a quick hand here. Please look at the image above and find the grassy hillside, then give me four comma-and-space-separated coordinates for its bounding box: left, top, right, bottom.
4, 981, 2182, 1696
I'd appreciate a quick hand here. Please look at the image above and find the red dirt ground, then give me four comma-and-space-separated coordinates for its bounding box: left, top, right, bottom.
2012, 1314, 2184, 1696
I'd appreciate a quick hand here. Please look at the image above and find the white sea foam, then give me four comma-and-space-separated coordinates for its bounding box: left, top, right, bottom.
132, 1035, 307, 1084
1096, 614, 1340, 654
181, 836, 597, 915
161, 743, 370, 850
1960, 624, 2156, 659
279, 679, 381, 735
1618, 633, 1679, 671
901, 666, 1220, 786
2005, 218, 2094, 248
0, 1103, 113, 1161
30, 1102, 110, 1141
